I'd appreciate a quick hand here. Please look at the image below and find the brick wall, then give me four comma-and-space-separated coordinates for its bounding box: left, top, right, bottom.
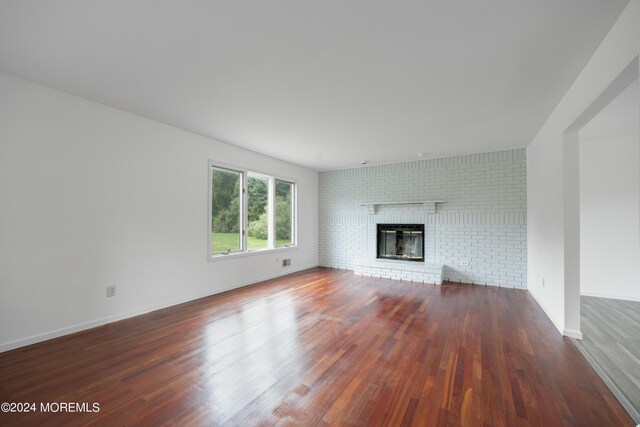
318, 149, 527, 289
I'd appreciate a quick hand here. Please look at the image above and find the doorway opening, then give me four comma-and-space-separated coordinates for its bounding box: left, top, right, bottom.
564, 57, 640, 422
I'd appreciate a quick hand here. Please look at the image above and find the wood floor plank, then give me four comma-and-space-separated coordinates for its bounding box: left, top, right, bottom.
0, 268, 634, 426
578, 295, 640, 423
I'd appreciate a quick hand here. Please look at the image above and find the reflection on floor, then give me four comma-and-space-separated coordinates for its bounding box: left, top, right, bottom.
0, 269, 634, 426
576, 296, 640, 423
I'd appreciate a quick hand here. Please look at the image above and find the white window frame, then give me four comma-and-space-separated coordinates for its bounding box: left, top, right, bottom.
208, 160, 297, 261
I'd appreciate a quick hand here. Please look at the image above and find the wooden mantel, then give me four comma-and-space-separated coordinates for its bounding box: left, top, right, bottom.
358, 200, 445, 215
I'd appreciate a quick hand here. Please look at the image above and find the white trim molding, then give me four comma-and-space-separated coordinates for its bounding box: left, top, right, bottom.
563, 329, 583, 340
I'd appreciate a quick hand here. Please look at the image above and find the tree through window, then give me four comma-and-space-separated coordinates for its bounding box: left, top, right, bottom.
275, 179, 294, 246
210, 164, 296, 257
211, 166, 242, 254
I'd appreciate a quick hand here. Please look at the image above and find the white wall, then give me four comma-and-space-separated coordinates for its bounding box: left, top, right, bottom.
319, 149, 527, 289
0, 72, 318, 352
580, 133, 640, 301
527, 0, 640, 336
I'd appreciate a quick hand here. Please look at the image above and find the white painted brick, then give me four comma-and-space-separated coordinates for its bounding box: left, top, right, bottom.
319, 149, 527, 289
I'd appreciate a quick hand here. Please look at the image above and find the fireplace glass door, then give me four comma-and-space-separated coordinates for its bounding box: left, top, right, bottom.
377, 224, 424, 262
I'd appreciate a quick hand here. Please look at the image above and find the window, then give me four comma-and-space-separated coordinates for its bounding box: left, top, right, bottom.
209, 163, 296, 258
247, 174, 269, 251
211, 166, 242, 254
275, 179, 294, 247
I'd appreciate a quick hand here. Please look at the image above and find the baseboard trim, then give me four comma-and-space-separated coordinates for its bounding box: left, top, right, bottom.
527, 288, 564, 336
580, 291, 640, 302
563, 328, 583, 340
0, 264, 318, 353
0, 318, 110, 355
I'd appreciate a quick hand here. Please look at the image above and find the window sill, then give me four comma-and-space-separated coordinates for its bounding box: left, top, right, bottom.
209, 245, 298, 261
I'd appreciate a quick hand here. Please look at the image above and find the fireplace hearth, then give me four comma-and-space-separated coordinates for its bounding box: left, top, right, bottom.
377, 224, 424, 262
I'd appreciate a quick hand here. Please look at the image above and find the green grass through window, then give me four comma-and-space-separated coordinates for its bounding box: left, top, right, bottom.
211, 232, 291, 254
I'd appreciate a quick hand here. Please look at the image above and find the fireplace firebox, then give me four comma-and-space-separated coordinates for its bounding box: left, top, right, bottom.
377, 224, 424, 262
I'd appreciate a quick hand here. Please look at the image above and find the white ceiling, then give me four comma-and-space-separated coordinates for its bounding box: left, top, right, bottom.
0, 1, 630, 170
581, 78, 639, 141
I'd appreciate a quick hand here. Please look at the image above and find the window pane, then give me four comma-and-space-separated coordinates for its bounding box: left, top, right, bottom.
247, 175, 269, 251
275, 180, 294, 246
211, 167, 241, 254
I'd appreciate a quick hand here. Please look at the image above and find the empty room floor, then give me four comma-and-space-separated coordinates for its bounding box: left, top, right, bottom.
577, 295, 640, 423
0, 268, 633, 426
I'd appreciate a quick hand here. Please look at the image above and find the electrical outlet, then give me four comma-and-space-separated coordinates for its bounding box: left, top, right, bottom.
106, 285, 116, 298
460, 260, 469, 266
542, 278, 545, 288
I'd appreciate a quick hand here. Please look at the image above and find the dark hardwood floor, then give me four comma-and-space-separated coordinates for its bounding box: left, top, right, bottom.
0, 267, 634, 426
